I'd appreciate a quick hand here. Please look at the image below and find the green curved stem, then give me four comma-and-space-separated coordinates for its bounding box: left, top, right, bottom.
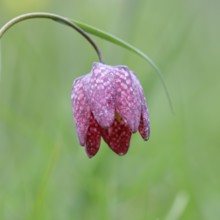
0, 12, 173, 110
0, 12, 104, 63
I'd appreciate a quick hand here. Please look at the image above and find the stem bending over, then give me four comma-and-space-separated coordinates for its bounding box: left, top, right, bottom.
0, 12, 173, 111
0, 12, 104, 63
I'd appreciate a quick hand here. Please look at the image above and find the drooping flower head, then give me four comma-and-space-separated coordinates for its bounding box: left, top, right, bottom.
71, 62, 150, 157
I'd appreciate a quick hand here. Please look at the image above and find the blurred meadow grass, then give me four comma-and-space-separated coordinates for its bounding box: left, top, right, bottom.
0, 0, 220, 219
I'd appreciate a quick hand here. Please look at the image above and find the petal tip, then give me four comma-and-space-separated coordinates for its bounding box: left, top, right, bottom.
116, 148, 129, 156
85, 150, 96, 158
85, 145, 100, 158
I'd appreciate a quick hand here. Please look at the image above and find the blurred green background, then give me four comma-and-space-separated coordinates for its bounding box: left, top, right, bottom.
0, 0, 220, 219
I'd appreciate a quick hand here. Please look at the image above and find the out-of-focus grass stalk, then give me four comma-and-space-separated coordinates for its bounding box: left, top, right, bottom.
29, 143, 61, 220
164, 191, 189, 220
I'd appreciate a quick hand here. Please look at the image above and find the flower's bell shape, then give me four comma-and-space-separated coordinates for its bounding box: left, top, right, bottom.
71, 62, 150, 157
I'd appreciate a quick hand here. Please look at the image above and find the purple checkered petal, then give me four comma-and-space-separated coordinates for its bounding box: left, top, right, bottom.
114, 66, 142, 132
84, 63, 115, 128
71, 75, 91, 146
139, 101, 150, 140
85, 113, 101, 158
132, 74, 150, 140
101, 118, 132, 155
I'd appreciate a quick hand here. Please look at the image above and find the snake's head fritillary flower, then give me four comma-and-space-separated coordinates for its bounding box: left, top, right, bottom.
71, 62, 150, 158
